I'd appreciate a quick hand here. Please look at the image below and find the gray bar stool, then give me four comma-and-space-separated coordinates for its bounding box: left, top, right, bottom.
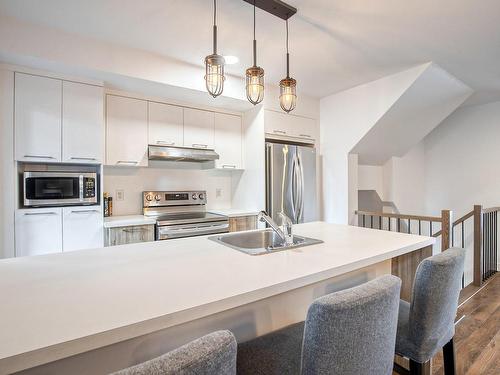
110, 330, 237, 375
238, 274, 402, 375
394, 248, 465, 375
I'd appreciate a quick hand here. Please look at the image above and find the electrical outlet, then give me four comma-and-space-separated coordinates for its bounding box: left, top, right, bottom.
216, 188, 222, 198
116, 189, 124, 201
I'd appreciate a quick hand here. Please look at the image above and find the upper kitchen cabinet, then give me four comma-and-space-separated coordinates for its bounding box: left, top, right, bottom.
183, 108, 215, 150
106, 95, 148, 167
148, 102, 183, 147
62, 82, 104, 163
264, 109, 317, 142
214, 113, 242, 169
15, 73, 62, 162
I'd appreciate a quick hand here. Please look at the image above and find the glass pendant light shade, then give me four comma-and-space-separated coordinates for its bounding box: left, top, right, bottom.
205, 54, 225, 98
245, 2, 264, 105
279, 19, 297, 113
205, 0, 225, 98
246, 65, 264, 105
279, 76, 297, 113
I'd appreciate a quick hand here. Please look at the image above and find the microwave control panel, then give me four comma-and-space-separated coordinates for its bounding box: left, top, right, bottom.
83, 178, 96, 198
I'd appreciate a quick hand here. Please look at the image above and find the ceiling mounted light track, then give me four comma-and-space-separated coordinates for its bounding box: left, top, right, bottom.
246, 1, 264, 105
279, 19, 297, 113
242, 0, 296, 20
205, 0, 225, 98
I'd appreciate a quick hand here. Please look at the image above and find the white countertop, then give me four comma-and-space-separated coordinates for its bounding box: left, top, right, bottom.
103, 215, 156, 228
0, 222, 434, 373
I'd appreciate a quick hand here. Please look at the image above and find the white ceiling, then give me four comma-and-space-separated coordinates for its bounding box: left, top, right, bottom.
0, 0, 499, 106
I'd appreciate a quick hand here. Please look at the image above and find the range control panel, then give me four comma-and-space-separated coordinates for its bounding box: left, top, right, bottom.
143, 191, 207, 207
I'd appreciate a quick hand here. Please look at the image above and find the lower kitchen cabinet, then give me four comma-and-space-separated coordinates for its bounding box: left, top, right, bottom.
229, 215, 258, 232
105, 224, 155, 246
15, 208, 63, 257
63, 207, 103, 252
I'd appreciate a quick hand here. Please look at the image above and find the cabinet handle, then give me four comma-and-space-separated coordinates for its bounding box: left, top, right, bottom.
299, 134, 312, 138
70, 157, 98, 161
273, 130, 286, 134
156, 141, 175, 146
123, 228, 147, 233
192, 143, 208, 149
24, 212, 58, 216
116, 161, 138, 165
71, 209, 100, 214
222, 165, 236, 169
24, 155, 56, 159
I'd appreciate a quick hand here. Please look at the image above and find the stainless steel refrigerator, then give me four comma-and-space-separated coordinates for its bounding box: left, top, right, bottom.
265, 142, 317, 224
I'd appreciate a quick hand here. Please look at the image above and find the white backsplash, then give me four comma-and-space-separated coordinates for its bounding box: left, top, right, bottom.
104, 161, 234, 216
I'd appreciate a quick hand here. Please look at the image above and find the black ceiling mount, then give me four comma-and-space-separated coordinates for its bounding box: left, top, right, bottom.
243, 0, 297, 20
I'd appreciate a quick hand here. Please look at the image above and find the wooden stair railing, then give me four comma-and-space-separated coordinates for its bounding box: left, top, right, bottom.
356, 205, 499, 288
355, 209, 452, 251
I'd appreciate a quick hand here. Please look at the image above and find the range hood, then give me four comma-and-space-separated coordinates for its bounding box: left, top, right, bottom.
148, 145, 219, 162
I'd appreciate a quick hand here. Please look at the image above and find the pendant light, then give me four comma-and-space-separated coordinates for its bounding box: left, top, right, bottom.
279, 19, 297, 113
245, 1, 264, 105
205, 0, 225, 98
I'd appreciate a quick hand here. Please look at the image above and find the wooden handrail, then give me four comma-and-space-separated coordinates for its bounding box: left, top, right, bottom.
433, 210, 475, 238
355, 210, 442, 223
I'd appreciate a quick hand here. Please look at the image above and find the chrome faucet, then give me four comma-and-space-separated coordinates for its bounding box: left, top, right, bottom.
257, 211, 294, 246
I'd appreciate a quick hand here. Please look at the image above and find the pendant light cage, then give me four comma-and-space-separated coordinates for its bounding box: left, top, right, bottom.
205, 0, 225, 98
245, 1, 265, 105
279, 19, 297, 113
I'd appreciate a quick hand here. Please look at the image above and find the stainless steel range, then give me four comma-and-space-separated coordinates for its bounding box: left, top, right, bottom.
143, 191, 229, 240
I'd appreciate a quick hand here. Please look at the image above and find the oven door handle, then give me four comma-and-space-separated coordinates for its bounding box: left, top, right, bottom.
158, 222, 229, 236
159, 223, 229, 233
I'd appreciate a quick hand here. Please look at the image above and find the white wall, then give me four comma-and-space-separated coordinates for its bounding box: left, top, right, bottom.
0, 69, 15, 258
320, 64, 426, 224
104, 163, 234, 216
424, 101, 500, 217
358, 165, 384, 200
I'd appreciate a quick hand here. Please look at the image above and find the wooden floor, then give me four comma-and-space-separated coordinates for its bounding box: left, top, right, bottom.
394, 274, 500, 375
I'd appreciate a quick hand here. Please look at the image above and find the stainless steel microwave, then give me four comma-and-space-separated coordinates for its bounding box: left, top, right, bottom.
23, 172, 98, 207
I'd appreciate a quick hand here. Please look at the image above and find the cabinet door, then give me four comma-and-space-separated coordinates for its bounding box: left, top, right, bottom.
15, 73, 62, 162
62, 82, 104, 163
15, 208, 63, 257
214, 113, 242, 169
148, 102, 183, 147
183, 108, 215, 149
106, 95, 148, 166
289, 116, 316, 140
264, 109, 290, 137
63, 207, 103, 252
105, 225, 155, 246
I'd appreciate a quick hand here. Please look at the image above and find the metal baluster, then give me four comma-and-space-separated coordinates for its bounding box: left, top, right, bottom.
430, 221, 433, 237
408, 219, 411, 234
418, 220, 421, 235
388, 217, 391, 231
398, 218, 401, 232
370, 215, 373, 229
362, 215, 365, 228
462, 222, 465, 248
379, 216, 382, 230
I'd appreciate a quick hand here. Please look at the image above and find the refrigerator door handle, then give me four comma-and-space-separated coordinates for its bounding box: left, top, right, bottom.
290, 154, 297, 220
266, 143, 273, 216
292, 153, 301, 223
297, 151, 305, 222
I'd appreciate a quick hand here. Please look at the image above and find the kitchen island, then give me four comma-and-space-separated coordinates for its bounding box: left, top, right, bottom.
0, 222, 434, 375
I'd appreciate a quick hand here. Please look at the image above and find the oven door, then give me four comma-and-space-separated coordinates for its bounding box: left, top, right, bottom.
24, 172, 98, 207
157, 221, 229, 240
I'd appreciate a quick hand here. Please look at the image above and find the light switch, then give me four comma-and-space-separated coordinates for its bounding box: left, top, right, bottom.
116, 189, 124, 201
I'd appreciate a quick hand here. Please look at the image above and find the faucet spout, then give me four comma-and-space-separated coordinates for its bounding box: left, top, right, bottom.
257, 211, 287, 243
257, 211, 294, 246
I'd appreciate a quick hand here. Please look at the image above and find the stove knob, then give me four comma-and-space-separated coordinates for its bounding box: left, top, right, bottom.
198, 193, 205, 200
145, 194, 153, 202
192, 193, 198, 200
154, 194, 161, 201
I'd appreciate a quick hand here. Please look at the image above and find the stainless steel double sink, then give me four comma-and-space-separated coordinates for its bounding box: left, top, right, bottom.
208, 229, 323, 256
